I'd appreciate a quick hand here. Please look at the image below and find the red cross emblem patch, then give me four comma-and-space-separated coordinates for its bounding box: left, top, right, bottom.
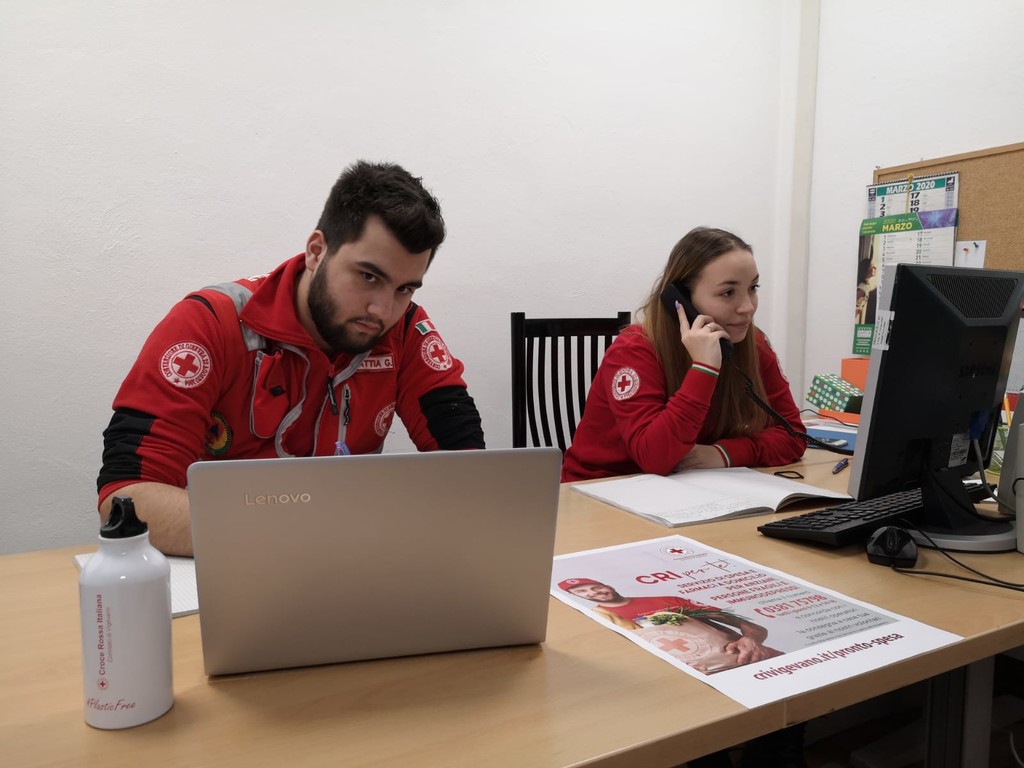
611, 367, 640, 401
374, 403, 396, 437
160, 342, 212, 389
421, 337, 453, 371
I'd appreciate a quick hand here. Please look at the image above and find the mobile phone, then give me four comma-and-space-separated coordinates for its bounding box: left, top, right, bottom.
660, 282, 733, 360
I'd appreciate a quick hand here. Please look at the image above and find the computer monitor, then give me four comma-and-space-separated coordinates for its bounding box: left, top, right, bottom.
848, 263, 1024, 552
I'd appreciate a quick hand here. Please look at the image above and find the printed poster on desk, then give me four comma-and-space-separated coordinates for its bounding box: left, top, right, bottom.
551, 536, 960, 709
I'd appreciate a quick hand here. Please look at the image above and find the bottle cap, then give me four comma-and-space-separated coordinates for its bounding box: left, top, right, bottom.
101, 496, 149, 539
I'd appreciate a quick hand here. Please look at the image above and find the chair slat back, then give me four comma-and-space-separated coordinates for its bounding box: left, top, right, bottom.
511, 312, 632, 451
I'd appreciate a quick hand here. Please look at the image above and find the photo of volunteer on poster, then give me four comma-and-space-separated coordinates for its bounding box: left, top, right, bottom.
557, 578, 781, 675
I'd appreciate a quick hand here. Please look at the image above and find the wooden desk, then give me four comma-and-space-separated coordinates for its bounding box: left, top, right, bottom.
3, 451, 1023, 767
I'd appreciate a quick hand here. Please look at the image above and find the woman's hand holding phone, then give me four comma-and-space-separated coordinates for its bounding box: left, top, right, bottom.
676, 304, 728, 367
675, 305, 733, 368
660, 283, 732, 367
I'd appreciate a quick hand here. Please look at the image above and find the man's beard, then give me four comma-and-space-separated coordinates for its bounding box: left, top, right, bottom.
307, 267, 386, 356
591, 592, 619, 603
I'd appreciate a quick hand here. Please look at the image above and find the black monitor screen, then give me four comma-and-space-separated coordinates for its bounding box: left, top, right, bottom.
849, 263, 1024, 552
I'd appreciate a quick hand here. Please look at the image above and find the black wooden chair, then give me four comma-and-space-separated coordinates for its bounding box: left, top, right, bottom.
511, 311, 632, 451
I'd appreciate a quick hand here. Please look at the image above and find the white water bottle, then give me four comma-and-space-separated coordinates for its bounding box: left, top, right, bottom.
79, 496, 173, 728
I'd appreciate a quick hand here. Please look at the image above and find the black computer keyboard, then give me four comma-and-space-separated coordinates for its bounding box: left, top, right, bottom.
757, 483, 994, 547
758, 488, 925, 547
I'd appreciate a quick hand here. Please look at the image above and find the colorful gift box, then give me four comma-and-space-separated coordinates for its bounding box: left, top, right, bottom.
806, 374, 864, 414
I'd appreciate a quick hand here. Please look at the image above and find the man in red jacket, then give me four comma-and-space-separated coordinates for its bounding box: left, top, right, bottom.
98, 161, 484, 555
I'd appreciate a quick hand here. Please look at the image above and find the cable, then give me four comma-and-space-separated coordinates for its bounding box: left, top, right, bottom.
891, 566, 1024, 592
970, 436, 1016, 518
970, 437, 1000, 501
1010, 728, 1024, 768
910, 440, 1010, 523
729, 360, 849, 455
908, 521, 1024, 585
891, 519, 1024, 593
927, 459, 1013, 524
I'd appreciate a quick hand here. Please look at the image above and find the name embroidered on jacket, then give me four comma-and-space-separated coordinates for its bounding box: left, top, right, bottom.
357, 355, 395, 372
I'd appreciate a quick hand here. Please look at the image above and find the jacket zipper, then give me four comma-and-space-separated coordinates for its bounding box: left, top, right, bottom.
335, 384, 352, 455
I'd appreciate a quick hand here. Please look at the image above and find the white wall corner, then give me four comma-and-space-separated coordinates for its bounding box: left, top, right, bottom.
770, 0, 820, 408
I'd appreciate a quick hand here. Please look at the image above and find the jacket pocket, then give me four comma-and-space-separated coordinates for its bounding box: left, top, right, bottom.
249, 349, 293, 438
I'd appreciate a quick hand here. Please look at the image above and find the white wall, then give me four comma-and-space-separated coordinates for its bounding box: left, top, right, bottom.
6, 1, 1020, 555
2, 1, 810, 553
806, 0, 1024, 384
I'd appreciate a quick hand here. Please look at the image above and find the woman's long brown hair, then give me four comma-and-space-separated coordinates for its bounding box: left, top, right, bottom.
640, 227, 770, 441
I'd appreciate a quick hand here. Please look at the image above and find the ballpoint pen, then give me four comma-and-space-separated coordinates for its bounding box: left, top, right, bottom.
832, 458, 850, 474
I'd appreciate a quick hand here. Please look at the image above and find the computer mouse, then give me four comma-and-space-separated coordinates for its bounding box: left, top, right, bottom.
865, 526, 918, 568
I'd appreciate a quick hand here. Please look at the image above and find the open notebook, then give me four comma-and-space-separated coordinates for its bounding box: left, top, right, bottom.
572, 467, 850, 528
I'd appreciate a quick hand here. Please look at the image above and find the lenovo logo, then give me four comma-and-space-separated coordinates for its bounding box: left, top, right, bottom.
244, 492, 312, 505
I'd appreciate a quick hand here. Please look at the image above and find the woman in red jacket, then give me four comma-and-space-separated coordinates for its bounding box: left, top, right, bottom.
562, 226, 807, 483
563, 226, 808, 768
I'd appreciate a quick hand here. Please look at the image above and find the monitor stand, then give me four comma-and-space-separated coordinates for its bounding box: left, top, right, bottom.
910, 520, 1017, 553
914, 468, 1018, 552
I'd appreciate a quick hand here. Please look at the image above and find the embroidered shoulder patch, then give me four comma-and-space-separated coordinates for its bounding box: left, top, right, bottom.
611, 367, 641, 401
206, 412, 232, 455
160, 342, 212, 389
374, 403, 396, 437
415, 319, 437, 335
421, 336, 453, 371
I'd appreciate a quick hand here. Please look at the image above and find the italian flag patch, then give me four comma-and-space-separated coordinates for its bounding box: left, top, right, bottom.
415, 320, 437, 335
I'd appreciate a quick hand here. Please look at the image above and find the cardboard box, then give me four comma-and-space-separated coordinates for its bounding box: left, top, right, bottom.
817, 409, 860, 426
841, 357, 870, 391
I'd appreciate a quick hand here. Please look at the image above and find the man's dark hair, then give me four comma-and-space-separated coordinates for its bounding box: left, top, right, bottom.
316, 161, 446, 259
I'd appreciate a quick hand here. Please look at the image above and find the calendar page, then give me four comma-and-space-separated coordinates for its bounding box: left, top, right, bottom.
852, 209, 957, 355
866, 172, 959, 218
853, 173, 960, 355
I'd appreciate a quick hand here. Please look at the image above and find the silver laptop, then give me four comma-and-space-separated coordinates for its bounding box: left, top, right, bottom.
187, 448, 562, 675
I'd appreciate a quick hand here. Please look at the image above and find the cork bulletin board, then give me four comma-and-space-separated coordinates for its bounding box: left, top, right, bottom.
874, 141, 1024, 271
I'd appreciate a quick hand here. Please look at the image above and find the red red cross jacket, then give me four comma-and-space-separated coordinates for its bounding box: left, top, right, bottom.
98, 254, 484, 505
561, 326, 805, 481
